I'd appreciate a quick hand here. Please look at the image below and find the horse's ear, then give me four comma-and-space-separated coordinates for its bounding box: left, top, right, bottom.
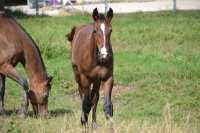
92, 8, 99, 21
107, 8, 113, 22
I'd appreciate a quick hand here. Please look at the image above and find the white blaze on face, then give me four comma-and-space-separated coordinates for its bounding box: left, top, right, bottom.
100, 23, 108, 58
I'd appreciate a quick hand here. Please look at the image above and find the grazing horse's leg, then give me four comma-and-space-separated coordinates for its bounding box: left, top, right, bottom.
0, 74, 6, 115
102, 76, 113, 120
0, 64, 29, 118
91, 79, 100, 129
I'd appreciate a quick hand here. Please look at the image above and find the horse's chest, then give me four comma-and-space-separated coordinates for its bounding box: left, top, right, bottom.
73, 62, 110, 80
86, 65, 110, 80
96, 67, 110, 79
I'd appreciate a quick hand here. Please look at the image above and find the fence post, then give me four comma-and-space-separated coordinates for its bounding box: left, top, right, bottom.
173, 0, 176, 12
81, 0, 85, 15
36, 0, 39, 15
105, 0, 108, 13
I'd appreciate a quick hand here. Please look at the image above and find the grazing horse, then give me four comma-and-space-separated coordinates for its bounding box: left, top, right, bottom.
0, 13, 52, 117
67, 8, 114, 128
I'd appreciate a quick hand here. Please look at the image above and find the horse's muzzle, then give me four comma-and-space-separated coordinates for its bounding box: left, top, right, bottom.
32, 104, 48, 118
38, 104, 48, 118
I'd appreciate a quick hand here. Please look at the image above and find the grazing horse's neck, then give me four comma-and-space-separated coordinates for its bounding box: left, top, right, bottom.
23, 37, 48, 84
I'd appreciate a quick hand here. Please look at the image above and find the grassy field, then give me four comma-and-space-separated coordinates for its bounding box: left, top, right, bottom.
0, 10, 200, 132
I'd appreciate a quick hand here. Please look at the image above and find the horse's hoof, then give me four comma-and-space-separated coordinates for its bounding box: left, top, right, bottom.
81, 114, 88, 126
81, 118, 86, 126
108, 116, 113, 122
92, 122, 97, 129
0, 109, 8, 117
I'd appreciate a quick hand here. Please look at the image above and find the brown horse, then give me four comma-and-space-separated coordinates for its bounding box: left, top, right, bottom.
0, 13, 52, 117
67, 8, 114, 128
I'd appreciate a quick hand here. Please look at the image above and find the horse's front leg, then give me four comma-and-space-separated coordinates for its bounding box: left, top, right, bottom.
102, 76, 113, 120
78, 74, 92, 128
91, 79, 100, 129
0, 63, 29, 118
18, 80, 29, 118
81, 91, 92, 127
0, 74, 6, 116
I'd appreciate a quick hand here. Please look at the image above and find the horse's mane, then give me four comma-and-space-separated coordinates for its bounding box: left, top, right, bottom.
67, 26, 76, 42
13, 16, 47, 75
67, 13, 106, 43
99, 14, 106, 22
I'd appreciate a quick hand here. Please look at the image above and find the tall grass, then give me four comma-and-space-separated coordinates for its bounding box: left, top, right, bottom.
0, 104, 199, 133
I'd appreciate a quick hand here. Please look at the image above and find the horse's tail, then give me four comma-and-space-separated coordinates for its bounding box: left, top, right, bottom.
66, 27, 76, 42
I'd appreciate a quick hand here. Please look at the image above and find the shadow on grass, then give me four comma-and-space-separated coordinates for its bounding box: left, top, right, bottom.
0, 109, 16, 117
49, 108, 74, 117
1, 108, 74, 118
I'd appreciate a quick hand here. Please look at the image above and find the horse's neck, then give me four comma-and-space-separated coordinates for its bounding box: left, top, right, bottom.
89, 36, 98, 65
23, 40, 47, 84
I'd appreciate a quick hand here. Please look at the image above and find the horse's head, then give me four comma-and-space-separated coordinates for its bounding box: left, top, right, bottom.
92, 8, 113, 60
28, 76, 53, 118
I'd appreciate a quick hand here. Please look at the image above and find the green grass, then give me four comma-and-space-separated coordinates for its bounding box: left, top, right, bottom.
0, 11, 200, 132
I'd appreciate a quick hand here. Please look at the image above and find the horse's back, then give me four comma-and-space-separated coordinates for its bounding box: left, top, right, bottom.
0, 15, 20, 45
0, 15, 23, 65
71, 24, 94, 65
72, 24, 93, 45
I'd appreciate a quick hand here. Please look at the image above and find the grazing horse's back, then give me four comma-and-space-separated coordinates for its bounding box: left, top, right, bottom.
0, 15, 24, 65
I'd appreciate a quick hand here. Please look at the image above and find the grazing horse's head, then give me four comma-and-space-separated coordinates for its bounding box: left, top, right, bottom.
28, 76, 52, 117
92, 8, 113, 60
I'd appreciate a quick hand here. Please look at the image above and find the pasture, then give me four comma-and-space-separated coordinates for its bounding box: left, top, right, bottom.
0, 10, 200, 132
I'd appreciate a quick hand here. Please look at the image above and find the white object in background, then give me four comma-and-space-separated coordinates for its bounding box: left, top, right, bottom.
63, 0, 75, 5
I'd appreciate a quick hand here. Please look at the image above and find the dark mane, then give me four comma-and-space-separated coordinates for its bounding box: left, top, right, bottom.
67, 27, 76, 42
13, 16, 47, 76
99, 14, 106, 22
